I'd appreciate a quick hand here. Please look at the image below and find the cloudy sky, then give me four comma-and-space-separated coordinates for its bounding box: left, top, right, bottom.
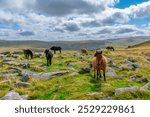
0, 0, 150, 41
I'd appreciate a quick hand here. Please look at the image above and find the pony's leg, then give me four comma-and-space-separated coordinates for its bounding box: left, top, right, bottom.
60, 50, 61, 54
103, 70, 106, 81
54, 50, 56, 54
49, 59, 52, 65
100, 71, 102, 78
94, 69, 96, 79
97, 70, 99, 80
47, 59, 49, 66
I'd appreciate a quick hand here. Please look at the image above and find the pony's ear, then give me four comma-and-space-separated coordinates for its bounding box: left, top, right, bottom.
100, 51, 103, 54
94, 51, 98, 57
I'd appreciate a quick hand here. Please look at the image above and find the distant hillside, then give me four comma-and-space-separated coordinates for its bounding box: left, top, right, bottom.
0, 40, 106, 50
0, 36, 150, 50
131, 40, 150, 48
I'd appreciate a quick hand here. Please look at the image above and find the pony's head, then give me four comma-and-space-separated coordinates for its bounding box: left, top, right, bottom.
44, 49, 49, 54
94, 51, 103, 57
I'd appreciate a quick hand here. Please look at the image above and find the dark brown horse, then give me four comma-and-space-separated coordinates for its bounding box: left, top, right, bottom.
106, 46, 115, 51
50, 46, 61, 54
23, 49, 33, 59
44, 49, 53, 66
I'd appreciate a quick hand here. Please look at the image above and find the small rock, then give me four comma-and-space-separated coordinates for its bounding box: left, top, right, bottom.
20, 73, 29, 82
11, 54, 20, 58
3, 73, 18, 79
3, 61, 20, 66
34, 53, 42, 58
1, 91, 28, 100
128, 58, 137, 63
80, 67, 90, 73
67, 63, 75, 67
0, 51, 10, 55
3, 58, 13, 62
12, 51, 23, 54
141, 77, 149, 83
115, 86, 139, 95
15, 81, 31, 87
130, 75, 139, 81
0, 54, 5, 58
100, 96, 113, 100
106, 67, 117, 76
140, 82, 150, 90
147, 57, 150, 62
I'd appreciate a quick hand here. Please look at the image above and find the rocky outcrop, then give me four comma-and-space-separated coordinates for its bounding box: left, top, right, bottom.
115, 86, 139, 95
10, 67, 69, 80
15, 81, 31, 87
1, 91, 28, 100
106, 67, 117, 76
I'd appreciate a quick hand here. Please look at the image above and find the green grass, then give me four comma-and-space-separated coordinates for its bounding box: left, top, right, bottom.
0, 47, 150, 100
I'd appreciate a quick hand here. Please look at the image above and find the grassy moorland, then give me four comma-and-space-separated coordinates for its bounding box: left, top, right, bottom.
0, 43, 150, 100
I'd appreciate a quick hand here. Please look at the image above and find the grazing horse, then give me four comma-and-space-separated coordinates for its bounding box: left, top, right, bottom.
106, 46, 115, 51
23, 49, 33, 59
81, 48, 88, 55
44, 49, 53, 66
91, 51, 107, 81
50, 46, 61, 54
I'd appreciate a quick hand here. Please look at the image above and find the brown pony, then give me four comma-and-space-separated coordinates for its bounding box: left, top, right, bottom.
81, 48, 88, 55
106, 46, 115, 51
23, 49, 33, 59
91, 51, 107, 81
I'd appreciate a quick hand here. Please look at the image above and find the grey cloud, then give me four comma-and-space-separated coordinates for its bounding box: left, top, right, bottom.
18, 31, 35, 36
34, 0, 116, 16
116, 28, 135, 34
64, 22, 80, 32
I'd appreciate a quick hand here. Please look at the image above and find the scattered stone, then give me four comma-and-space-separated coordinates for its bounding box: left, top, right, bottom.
124, 59, 139, 70
130, 75, 139, 81
20, 73, 29, 82
34, 53, 42, 58
2, 69, 17, 74
15, 81, 31, 87
128, 58, 137, 63
140, 77, 149, 83
0, 51, 10, 55
3, 61, 20, 66
115, 86, 139, 95
11, 54, 20, 58
12, 51, 23, 55
0, 54, 5, 58
21, 60, 30, 68
67, 63, 75, 67
3, 73, 18, 79
106, 67, 117, 76
100, 96, 113, 100
3, 58, 13, 62
147, 57, 150, 62
140, 82, 150, 90
1, 91, 28, 100
31, 71, 69, 80
79, 66, 90, 73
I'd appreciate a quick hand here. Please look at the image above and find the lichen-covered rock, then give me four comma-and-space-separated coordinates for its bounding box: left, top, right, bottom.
1, 91, 28, 100
115, 86, 139, 95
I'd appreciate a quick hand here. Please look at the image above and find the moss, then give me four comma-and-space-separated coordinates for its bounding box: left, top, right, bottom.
113, 90, 150, 100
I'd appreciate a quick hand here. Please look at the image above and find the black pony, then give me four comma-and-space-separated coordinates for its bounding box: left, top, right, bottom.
23, 49, 33, 59
50, 46, 61, 54
44, 49, 53, 66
